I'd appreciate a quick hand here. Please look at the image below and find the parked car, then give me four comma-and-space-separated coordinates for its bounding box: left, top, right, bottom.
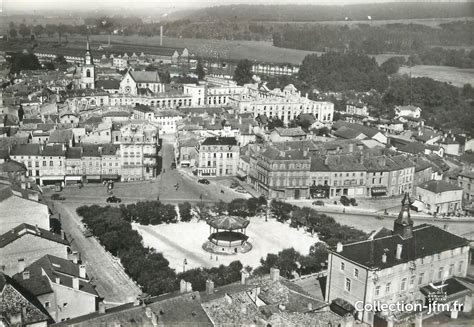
51, 193, 65, 200
198, 179, 210, 184
106, 196, 122, 203
340, 196, 351, 206
350, 198, 358, 206
312, 200, 325, 206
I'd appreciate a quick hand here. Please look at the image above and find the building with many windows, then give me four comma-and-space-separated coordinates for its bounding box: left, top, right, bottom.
326, 194, 471, 326
197, 137, 239, 177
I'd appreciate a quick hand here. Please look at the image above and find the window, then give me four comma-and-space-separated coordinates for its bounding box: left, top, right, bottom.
63, 303, 68, 307
44, 301, 50, 308
410, 275, 415, 286
354, 268, 359, 278
344, 278, 351, 292
340, 262, 345, 271
43, 161, 46, 166
438, 267, 444, 280
449, 264, 454, 276
375, 285, 381, 296
418, 273, 424, 285
50, 161, 53, 166
385, 282, 391, 293
401, 278, 407, 291
458, 261, 464, 273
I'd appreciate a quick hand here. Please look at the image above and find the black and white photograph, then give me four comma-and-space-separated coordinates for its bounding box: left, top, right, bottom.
0, 0, 473, 325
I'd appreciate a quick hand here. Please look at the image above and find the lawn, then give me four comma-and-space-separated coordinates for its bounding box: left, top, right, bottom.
398, 65, 474, 87
132, 217, 318, 272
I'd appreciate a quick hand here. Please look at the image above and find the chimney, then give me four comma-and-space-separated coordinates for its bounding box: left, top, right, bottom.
160, 26, 163, 46
21, 182, 26, 189
348, 143, 354, 153
73, 277, 79, 289
180, 279, 187, 293
241, 269, 249, 285
55, 277, 60, 284
99, 302, 106, 314
307, 302, 313, 311
336, 242, 343, 253
324, 156, 329, 166
17, 260, 25, 274
27, 182, 31, 189
396, 244, 403, 260
22, 270, 30, 280
79, 264, 86, 278
270, 268, 280, 282
382, 253, 387, 263
206, 279, 214, 295
151, 311, 158, 326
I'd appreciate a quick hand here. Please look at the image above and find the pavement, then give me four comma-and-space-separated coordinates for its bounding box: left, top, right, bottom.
51, 201, 141, 306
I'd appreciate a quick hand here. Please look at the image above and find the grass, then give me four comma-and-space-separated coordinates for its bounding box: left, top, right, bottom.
398, 65, 474, 87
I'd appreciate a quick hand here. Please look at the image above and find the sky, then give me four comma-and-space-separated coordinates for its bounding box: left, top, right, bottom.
2, 0, 470, 13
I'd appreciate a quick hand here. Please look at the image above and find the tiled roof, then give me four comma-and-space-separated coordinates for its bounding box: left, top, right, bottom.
334, 126, 364, 139
42, 144, 65, 157
96, 79, 120, 90
48, 129, 73, 144
274, 127, 306, 137
327, 154, 366, 172
0, 223, 69, 248
0, 160, 27, 173
101, 144, 118, 156
66, 147, 82, 159
333, 224, 468, 269
333, 120, 382, 138
417, 180, 462, 193
103, 111, 130, 118
13, 255, 98, 296
10, 144, 41, 156
129, 70, 161, 83
201, 136, 238, 146
0, 272, 52, 325
398, 142, 425, 154
81, 144, 101, 157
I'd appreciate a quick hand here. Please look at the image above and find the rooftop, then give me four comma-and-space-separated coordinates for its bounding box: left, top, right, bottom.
0, 223, 69, 248
417, 180, 462, 193
201, 136, 238, 146
208, 216, 250, 230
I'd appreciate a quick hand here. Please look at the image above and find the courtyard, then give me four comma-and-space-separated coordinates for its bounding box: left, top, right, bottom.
132, 216, 318, 272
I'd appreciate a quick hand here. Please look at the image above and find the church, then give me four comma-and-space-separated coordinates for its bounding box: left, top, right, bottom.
80, 41, 95, 89
325, 193, 472, 326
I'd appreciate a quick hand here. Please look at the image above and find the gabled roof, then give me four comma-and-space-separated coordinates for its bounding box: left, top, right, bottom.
129, 70, 161, 84
103, 111, 130, 118
417, 180, 462, 193
101, 144, 118, 156
273, 127, 306, 137
96, 79, 120, 90
13, 255, 98, 296
10, 144, 41, 156
0, 160, 27, 173
66, 147, 82, 159
0, 272, 52, 325
0, 223, 69, 248
333, 224, 468, 269
42, 144, 65, 157
81, 144, 100, 157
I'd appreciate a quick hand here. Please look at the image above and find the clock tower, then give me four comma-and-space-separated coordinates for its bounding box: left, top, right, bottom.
81, 40, 95, 89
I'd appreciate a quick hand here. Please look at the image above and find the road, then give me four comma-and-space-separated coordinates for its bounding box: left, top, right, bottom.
54, 202, 141, 305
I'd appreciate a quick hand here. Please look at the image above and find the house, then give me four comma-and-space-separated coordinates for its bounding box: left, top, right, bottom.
333, 121, 387, 144
13, 255, 98, 322
100, 144, 121, 182
81, 144, 101, 182
119, 70, 164, 96
0, 272, 52, 326
48, 129, 75, 147
102, 111, 130, 123
326, 194, 471, 326
269, 127, 307, 142
416, 180, 463, 215
436, 134, 461, 156
0, 223, 69, 276
458, 169, 474, 206
65, 147, 83, 183
346, 101, 369, 116
59, 112, 79, 125
178, 136, 199, 168
96, 79, 120, 94
0, 184, 50, 234
197, 137, 240, 177
394, 105, 422, 119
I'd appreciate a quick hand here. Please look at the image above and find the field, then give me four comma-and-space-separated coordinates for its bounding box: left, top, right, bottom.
132, 217, 318, 272
398, 65, 474, 87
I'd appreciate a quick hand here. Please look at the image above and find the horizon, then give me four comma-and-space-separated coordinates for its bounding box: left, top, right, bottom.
1, 0, 472, 14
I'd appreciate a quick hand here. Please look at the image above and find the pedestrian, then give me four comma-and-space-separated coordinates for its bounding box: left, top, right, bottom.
343, 208, 346, 214
210, 254, 213, 259
216, 256, 218, 261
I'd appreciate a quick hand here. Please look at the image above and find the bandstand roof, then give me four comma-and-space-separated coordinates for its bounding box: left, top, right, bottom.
208, 216, 249, 231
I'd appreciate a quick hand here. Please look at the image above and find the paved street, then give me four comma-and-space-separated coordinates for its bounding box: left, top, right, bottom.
53, 201, 141, 306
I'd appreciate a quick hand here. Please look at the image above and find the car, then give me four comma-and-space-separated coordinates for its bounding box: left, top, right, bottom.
198, 179, 210, 184
340, 196, 351, 206
350, 198, 358, 206
51, 193, 66, 200
106, 196, 122, 203
312, 200, 325, 206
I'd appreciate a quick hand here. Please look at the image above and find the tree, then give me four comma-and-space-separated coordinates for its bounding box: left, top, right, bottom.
10, 53, 42, 74
178, 202, 193, 222
233, 59, 254, 85
44, 62, 55, 70
54, 54, 67, 65
9, 28, 18, 39
19, 24, 30, 39
196, 61, 205, 80
17, 105, 24, 122
33, 25, 45, 37
267, 117, 284, 130
380, 57, 404, 75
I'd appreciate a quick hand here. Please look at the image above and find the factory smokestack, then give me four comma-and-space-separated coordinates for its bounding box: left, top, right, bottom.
160, 26, 163, 46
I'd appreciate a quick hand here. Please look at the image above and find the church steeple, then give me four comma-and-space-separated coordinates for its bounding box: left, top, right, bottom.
393, 193, 414, 239
84, 39, 92, 65
81, 37, 95, 89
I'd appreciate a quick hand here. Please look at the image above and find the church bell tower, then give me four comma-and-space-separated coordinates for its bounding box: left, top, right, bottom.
81, 40, 95, 89
393, 193, 414, 239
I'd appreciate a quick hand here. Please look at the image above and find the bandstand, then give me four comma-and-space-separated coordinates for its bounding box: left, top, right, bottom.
203, 216, 252, 254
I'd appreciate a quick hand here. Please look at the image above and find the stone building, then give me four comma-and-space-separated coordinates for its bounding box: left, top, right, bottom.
197, 137, 240, 177
325, 194, 471, 326
416, 180, 463, 215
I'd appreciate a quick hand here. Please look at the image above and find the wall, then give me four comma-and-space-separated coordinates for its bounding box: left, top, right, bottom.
0, 196, 50, 234
0, 235, 68, 276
